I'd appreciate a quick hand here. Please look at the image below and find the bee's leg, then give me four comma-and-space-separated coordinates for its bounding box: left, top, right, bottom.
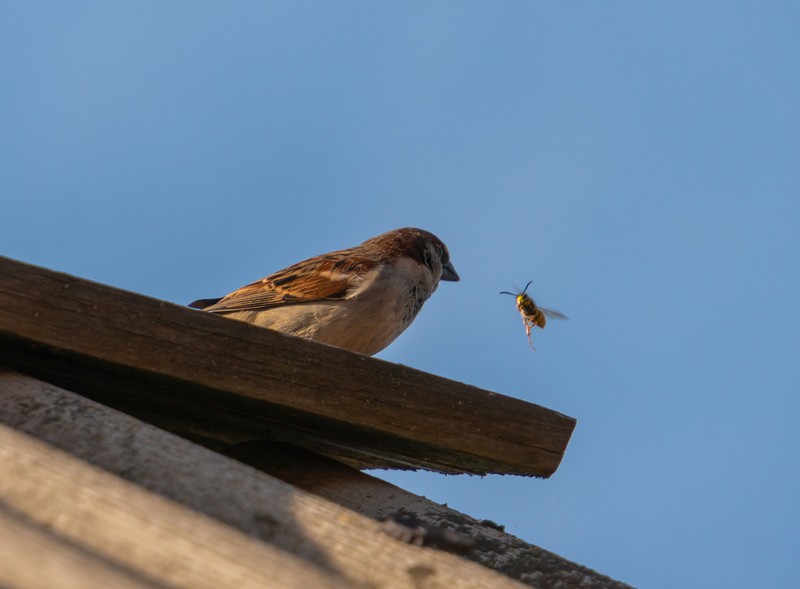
524, 322, 536, 351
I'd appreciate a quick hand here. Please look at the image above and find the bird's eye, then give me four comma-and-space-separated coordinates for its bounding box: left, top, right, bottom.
423, 248, 434, 271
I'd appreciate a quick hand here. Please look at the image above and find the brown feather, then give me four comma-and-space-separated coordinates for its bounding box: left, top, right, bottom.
199, 252, 379, 313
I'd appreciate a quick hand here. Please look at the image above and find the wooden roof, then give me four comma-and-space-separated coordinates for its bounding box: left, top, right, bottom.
0, 256, 630, 588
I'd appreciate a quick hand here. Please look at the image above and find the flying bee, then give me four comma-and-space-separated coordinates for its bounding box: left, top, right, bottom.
500, 281, 568, 351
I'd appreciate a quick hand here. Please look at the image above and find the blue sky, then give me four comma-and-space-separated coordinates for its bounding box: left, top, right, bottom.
3, 3, 799, 587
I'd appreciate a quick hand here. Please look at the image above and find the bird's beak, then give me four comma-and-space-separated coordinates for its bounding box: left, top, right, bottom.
441, 260, 460, 282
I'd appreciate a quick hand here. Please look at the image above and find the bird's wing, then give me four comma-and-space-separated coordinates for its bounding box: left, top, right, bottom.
199, 252, 378, 313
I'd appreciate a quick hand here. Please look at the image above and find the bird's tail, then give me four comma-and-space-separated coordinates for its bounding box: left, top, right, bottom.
188, 298, 222, 310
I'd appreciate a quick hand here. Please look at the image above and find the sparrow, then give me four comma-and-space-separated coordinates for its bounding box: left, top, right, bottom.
189, 227, 459, 355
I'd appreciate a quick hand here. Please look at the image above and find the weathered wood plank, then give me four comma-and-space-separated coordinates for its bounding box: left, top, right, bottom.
0, 504, 168, 589
0, 436, 351, 588
0, 255, 575, 476
228, 441, 633, 589
0, 371, 532, 589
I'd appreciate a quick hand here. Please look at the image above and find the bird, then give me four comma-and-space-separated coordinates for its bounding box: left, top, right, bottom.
189, 227, 459, 356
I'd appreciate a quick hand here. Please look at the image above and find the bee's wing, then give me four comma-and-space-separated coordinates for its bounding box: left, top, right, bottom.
540, 307, 569, 320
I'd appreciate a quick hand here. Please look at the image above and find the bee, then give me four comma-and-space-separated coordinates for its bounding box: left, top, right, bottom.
500, 281, 568, 351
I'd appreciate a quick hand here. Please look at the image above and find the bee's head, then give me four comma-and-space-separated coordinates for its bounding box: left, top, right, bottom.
516, 293, 536, 312
500, 281, 534, 304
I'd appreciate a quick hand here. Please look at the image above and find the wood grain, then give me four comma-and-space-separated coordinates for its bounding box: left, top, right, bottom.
0, 434, 351, 587
0, 256, 576, 476
0, 504, 168, 589
0, 371, 529, 589
227, 442, 633, 589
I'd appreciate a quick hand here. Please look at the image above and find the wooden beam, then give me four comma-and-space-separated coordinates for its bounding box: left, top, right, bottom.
0, 426, 351, 586
0, 256, 575, 477
227, 441, 633, 589
0, 504, 169, 589
0, 371, 532, 589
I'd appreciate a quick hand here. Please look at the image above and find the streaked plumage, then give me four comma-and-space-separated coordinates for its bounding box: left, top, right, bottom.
190, 228, 458, 355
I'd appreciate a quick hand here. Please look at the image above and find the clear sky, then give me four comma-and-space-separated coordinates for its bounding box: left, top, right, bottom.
3, 3, 799, 587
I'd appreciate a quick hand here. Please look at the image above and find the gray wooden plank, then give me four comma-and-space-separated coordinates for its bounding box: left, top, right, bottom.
0, 504, 168, 589
228, 441, 634, 589
0, 371, 532, 589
